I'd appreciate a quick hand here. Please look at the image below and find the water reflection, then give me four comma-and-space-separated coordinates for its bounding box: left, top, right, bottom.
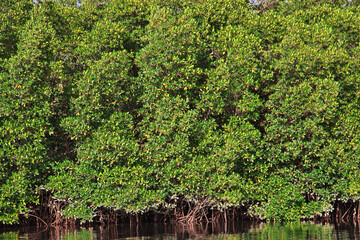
239, 222, 360, 240
1, 221, 360, 240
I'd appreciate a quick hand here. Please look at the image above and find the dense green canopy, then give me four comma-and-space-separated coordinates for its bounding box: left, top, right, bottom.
1, 0, 359, 224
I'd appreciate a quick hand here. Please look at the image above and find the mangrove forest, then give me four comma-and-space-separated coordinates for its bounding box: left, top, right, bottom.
1, 0, 360, 226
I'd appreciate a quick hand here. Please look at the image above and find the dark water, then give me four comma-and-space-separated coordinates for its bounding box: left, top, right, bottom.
1, 221, 360, 240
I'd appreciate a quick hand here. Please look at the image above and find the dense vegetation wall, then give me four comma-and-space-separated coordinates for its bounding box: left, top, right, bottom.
1, 0, 360, 224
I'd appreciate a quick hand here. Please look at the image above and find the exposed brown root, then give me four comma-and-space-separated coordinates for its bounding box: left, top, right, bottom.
6, 190, 360, 228
174, 197, 211, 223
331, 199, 360, 224
15, 190, 73, 227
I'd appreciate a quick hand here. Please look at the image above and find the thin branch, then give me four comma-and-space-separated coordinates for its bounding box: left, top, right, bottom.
22, 213, 49, 230
256, 1, 277, 14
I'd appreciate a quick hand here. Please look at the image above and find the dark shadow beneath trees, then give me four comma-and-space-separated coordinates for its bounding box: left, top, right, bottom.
2, 190, 360, 229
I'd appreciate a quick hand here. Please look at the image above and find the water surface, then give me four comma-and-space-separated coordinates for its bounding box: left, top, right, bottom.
1, 221, 359, 239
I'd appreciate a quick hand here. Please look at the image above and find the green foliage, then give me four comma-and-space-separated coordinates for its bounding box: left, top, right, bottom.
1, 0, 360, 224
0, 0, 33, 62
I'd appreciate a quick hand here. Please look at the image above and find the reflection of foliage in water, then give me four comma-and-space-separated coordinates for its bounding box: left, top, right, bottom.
0, 222, 358, 240
0, 228, 95, 240
61, 229, 94, 240
207, 222, 351, 240
242, 222, 334, 240
0, 232, 17, 240
1, 0, 360, 225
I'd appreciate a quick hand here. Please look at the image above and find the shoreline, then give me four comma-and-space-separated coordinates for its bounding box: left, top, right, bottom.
1, 190, 359, 228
